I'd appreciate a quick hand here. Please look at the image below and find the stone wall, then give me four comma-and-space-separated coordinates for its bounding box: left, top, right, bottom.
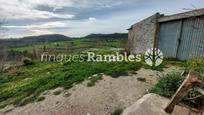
128, 13, 160, 54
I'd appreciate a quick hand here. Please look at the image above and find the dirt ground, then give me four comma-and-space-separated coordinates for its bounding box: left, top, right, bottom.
0, 66, 183, 115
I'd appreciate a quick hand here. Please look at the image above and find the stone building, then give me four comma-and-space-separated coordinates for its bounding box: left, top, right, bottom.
128, 8, 204, 60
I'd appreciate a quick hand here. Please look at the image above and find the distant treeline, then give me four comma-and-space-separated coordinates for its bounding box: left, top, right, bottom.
0, 33, 128, 49
0, 34, 71, 49
85, 33, 128, 39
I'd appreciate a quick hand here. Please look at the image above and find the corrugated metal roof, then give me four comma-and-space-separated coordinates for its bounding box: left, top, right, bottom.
158, 8, 204, 22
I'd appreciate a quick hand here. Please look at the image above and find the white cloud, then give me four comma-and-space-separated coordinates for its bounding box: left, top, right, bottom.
0, 0, 75, 19
3, 0, 204, 38
0, 0, 124, 19
88, 17, 97, 22
3, 21, 67, 29
2, 14, 130, 38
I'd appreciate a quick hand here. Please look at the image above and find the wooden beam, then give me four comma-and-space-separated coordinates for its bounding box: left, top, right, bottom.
164, 71, 202, 113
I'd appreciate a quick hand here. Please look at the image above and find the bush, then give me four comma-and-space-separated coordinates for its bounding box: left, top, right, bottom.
183, 58, 204, 108
22, 57, 33, 65
151, 70, 204, 108
36, 96, 45, 102
53, 90, 62, 95
111, 108, 123, 115
151, 72, 184, 97
185, 58, 204, 80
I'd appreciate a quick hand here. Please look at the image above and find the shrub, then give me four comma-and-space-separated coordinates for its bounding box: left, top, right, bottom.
185, 58, 204, 80
53, 90, 62, 95
151, 72, 184, 97
183, 58, 204, 108
151, 57, 204, 109
105, 69, 128, 78
36, 96, 45, 102
22, 57, 33, 65
111, 108, 123, 115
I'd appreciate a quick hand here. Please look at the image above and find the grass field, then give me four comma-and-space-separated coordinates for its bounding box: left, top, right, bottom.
0, 38, 133, 107
0, 61, 141, 107
9, 38, 126, 53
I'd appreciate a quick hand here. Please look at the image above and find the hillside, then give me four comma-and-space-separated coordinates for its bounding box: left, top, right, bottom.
0, 34, 72, 48
0, 33, 128, 49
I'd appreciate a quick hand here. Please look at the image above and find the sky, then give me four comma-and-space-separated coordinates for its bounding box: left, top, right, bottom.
0, 0, 204, 38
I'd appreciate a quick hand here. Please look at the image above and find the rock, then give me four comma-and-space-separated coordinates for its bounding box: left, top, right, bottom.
63, 92, 71, 97
122, 93, 190, 115
0, 105, 14, 114
122, 93, 169, 115
92, 74, 98, 77
52, 87, 63, 95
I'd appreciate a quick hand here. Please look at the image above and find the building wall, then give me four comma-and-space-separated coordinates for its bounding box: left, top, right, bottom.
158, 20, 182, 58
129, 9, 204, 60
158, 16, 204, 60
128, 13, 159, 54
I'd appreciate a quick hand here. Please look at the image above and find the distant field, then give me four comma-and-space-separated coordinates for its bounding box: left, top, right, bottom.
9, 38, 127, 54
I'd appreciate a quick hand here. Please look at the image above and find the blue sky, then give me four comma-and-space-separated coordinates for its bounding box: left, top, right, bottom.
0, 0, 204, 38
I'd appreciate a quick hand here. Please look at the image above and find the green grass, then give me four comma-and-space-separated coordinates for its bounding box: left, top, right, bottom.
141, 57, 186, 71
0, 61, 141, 107
3, 37, 190, 108
1, 38, 133, 107
9, 39, 126, 53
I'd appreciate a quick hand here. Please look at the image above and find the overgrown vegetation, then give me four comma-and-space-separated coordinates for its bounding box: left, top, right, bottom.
0, 61, 141, 107
152, 58, 204, 109
0, 37, 134, 107
2, 35, 203, 110
22, 57, 33, 65
185, 58, 204, 80
151, 72, 184, 97
183, 58, 204, 108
